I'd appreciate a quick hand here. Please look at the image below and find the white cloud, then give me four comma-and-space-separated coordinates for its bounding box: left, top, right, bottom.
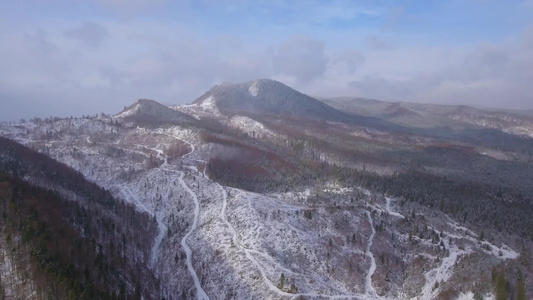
335, 28, 533, 109
272, 36, 328, 84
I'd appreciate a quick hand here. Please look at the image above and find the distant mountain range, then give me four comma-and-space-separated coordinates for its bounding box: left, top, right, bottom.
321, 97, 533, 137
189, 79, 533, 139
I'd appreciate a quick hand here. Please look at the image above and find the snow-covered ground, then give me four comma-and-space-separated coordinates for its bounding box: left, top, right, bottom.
364, 211, 378, 297
229, 115, 276, 138
0, 117, 521, 300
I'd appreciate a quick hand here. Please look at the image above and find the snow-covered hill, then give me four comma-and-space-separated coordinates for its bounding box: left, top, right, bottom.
116, 98, 196, 125
192, 79, 374, 127
0, 113, 527, 300
1, 80, 532, 299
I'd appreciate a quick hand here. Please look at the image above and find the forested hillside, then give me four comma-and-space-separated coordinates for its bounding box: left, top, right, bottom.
1, 79, 532, 299
0, 137, 161, 299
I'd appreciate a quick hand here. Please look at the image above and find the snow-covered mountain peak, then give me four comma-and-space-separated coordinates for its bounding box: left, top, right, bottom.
115, 98, 195, 124
115, 99, 166, 118
192, 78, 351, 122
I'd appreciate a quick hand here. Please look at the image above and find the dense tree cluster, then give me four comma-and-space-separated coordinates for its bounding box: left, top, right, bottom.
0, 138, 162, 299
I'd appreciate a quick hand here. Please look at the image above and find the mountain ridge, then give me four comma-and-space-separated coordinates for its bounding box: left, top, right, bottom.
116, 98, 195, 124
193, 79, 343, 118
1, 86, 533, 299
321, 96, 533, 138
192, 79, 406, 132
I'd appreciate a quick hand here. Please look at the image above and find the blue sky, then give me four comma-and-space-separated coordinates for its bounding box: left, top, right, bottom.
1, 0, 533, 120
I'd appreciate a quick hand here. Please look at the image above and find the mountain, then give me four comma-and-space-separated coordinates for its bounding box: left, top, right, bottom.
116, 98, 196, 124
322, 97, 533, 138
318, 97, 392, 117
383, 102, 420, 118
192, 79, 405, 133
1, 80, 532, 299
193, 79, 342, 118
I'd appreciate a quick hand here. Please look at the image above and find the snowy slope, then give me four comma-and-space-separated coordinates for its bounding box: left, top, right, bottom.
0, 114, 524, 300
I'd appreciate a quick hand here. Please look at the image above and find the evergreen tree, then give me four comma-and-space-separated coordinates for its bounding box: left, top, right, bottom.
516, 271, 526, 300
496, 270, 507, 300
277, 273, 285, 289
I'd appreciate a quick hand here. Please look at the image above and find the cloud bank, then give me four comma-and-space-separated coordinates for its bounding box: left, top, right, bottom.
0, 1, 532, 121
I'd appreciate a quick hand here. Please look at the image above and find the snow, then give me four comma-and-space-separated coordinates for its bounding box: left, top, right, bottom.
455, 292, 474, 300
199, 96, 218, 113
229, 115, 276, 137
178, 170, 210, 300
454, 292, 495, 300
412, 214, 517, 300
385, 197, 404, 219
115, 103, 140, 118
163, 137, 210, 300
119, 186, 168, 268
249, 80, 259, 97
211, 179, 392, 299
173, 95, 223, 120
446, 216, 477, 238
215, 183, 294, 298
0, 117, 523, 300
444, 219, 519, 260
417, 237, 473, 300
364, 211, 377, 297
